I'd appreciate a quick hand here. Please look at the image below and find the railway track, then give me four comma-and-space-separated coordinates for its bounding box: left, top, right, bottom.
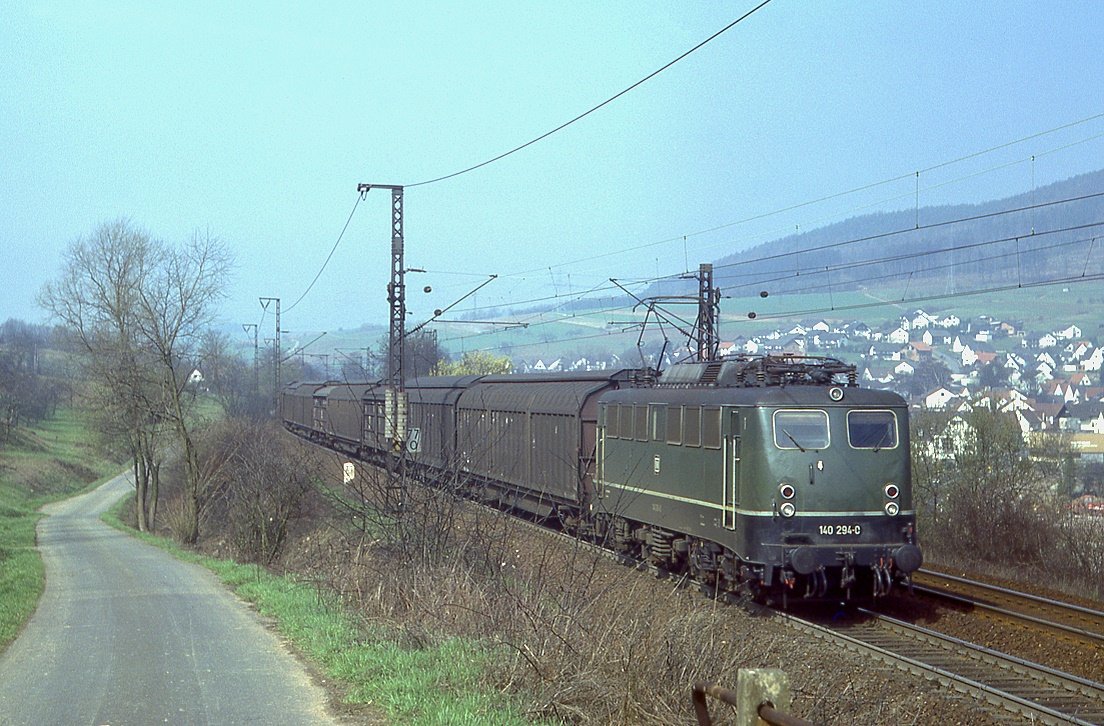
912, 568, 1104, 647
783, 608, 1104, 725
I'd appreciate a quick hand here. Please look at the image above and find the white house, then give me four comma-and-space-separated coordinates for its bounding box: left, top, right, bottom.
1066, 340, 1093, 360
924, 387, 959, 410
910, 310, 935, 329
886, 326, 910, 345
1056, 324, 1082, 340
893, 360, 915, 376
1081, 348, 1104, 372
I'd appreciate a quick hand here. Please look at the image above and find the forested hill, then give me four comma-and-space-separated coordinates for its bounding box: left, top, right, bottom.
679, 169, 1104, 301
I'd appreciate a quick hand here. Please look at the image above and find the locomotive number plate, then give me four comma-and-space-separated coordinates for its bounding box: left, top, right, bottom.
819, 524, 862, 536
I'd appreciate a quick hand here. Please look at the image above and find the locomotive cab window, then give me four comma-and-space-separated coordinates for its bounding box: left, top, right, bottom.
847, 410, 898, 450
773, 409, 830, 450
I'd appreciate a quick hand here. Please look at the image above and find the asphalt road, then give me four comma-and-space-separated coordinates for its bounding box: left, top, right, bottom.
0, 473, 341, 725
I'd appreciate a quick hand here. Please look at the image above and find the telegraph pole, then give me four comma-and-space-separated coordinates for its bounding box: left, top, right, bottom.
260, 297, 281, 416
357, 183, 407, 455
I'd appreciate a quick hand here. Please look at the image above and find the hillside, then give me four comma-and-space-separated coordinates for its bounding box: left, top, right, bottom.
701, 169, 1104, 301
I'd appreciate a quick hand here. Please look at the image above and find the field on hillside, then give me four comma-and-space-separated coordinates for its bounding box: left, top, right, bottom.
299, 282, 1104, 367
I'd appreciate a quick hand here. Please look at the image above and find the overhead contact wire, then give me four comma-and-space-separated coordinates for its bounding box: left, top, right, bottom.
284, 193, 364, 314
406, 0, 774, 188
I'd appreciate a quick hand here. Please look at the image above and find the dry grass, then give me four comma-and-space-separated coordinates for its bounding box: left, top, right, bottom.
278, 462, 976, 724
166, 424, 999, 724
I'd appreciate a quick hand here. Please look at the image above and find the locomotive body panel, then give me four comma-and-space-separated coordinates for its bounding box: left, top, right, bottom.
596, 376, 920, 596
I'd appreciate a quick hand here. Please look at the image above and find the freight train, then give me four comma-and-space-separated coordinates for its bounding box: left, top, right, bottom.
282, 354, 922, 603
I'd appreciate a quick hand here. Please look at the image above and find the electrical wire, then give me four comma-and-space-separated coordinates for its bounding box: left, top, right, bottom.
494, 114, 1104, 281
437, 216, 1104, 348
283, 193, 364, 314
428, 190, 1104, 324
405, 1, 774, 188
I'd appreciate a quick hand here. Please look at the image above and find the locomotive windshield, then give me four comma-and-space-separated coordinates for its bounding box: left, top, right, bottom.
773, 410, 830, 450
847, 410, 898, 450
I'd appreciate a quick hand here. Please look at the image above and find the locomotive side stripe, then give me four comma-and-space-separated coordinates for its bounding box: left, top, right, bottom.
600, 481, 913, 518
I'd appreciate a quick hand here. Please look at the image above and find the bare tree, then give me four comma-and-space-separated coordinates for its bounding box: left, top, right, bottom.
39, 220, 232, 538
131, 229, 232, 543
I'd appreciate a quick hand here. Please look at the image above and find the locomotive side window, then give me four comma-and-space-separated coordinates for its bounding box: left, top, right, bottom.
847, 410, 898, 450
702, 407, 722, 449
666, 406, 682, 445
773, 410, 830, 450
621, 404, 633, 440
606, 405, 620, 439
634, 405, 648, 442
684, 406, 702, 447
650, 404, 666, 441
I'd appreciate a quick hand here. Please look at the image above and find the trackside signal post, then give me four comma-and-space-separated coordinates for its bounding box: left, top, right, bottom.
357, 183, 407, 456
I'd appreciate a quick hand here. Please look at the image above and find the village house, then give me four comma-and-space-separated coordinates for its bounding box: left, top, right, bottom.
1056, 324, 1083, 340
923, 386, 961, 410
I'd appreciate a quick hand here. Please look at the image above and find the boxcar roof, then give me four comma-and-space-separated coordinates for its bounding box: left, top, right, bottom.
458, 378, 617, 416
477, 369, 641, 385
327, 382, 382, 401
284, 380, 326, 397
406, 374, 485, 389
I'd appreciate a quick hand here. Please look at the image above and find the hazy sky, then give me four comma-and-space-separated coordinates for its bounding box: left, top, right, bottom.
3, 2, 1103, 339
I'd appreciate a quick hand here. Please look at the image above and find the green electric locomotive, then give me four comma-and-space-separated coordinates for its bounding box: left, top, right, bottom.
594, 355, 922, 603
283, 354, 922, 605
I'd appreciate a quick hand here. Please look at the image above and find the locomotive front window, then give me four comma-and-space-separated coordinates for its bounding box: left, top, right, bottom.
773, 410, 829, 450
847, 410, 898, 450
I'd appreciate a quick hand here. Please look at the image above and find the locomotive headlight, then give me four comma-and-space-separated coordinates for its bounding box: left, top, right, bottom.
780, 502, 796, 518
884, 483, 899, 499
884, 501, 900, 516
779, 483, 796, 500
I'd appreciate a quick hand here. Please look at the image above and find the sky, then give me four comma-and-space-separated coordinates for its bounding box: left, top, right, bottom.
3, 2, 1103, 346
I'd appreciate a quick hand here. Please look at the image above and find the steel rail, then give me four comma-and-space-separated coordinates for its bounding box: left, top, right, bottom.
912, 584, 1104, 646
917, 568, 1104, 620
778, 607, 1104, 725
914, 569, 1104, 646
